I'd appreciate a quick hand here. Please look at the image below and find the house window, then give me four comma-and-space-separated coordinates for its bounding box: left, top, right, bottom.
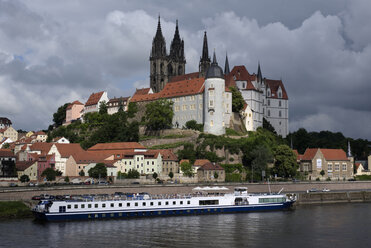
328, 163, 332, 171
268, 110, 270, 117
209, 100, 214, 108
268, 100, 270, 106
210, 120, 214, 126
342, 163, 347, 171
279, 101, 281, 107
279, 111, 282, 117
335, 164, 340, 171
278, 92, 282, 98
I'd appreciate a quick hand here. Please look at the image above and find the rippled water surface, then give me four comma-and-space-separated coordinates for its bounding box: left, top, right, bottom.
1, 203, 371, 248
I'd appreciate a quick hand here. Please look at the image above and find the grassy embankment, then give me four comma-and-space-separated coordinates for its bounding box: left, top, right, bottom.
0, 201, 33, 219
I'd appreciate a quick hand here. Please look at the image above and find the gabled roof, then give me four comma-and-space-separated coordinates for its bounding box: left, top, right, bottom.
35, 131, 46, 136
53, 143, 85, 158
131, 78, 205, 103
67, 100, 84, 110
70, 151, 110, 164
321, 149, 348, 161
29, 143, 53, 154
88, 142, 145, 151
301, 148, 349, 161
194, 159, 211, 167
0, 149, 15, 157
265, 79, 288, 100
198, 162, 224, 171
151, 149, 178, 161
225, 65, 256, 89
134, 88, 151, 95
169, 72, 200, 82
16, 161, 36, 171
85, 91, 104, 106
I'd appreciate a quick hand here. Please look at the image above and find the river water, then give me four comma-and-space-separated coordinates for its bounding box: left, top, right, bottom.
1, 203, 370, 248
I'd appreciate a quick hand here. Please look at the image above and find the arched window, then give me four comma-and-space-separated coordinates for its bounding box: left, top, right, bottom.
160, 63, 164, 74
178, 65, 183, 74
153, 63, 156, 73
168, 64, 173, 76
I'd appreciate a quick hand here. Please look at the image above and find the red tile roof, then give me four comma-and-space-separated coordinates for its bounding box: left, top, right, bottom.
198, 162, 224, 171
70, 151, 110, 164
108, 97, 130, 104
16, 161, 36, 171
265, 79, 288, 100
85, 91, 104, 106
88, 142, 145, 151
321, 149, 348, 161
225, 65, 256, 89
67, 100, 84, 110
134, 88, 151, 95
301, 148, 349, 161
194, 159, 211, 166
131, 77, 205, 103
29, 143, 53, 154
169, 72, 200, 82
151, 149, 178, 161
0, 149, 15, 157
54, 143, 85, 158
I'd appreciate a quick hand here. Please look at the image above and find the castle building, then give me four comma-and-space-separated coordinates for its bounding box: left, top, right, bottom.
150, 17, 186, 93
135, 18, 288, 137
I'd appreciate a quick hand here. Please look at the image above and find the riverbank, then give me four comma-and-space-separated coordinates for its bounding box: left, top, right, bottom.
297, 191, 371, 205
0, 201, 33, 219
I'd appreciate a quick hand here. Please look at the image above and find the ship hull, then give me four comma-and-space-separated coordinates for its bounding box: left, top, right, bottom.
33, 201, 295, 222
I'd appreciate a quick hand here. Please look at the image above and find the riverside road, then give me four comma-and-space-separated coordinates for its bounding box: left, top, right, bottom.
1, 181, 371, 201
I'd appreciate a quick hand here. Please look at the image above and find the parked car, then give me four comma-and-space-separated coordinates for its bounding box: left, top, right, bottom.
28, 182, 35, 187
97, 181, 109, 185
322, 188, 331, 192
9, 183, 18, 187
307, 188, 318, 193
32, 195, 41, 200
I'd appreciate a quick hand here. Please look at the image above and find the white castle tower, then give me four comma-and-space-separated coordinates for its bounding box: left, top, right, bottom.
204, 52, 226, 135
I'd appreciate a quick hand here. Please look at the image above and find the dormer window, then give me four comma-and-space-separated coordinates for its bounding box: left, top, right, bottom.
267, 89, 271, 97
278, 92, 282, 98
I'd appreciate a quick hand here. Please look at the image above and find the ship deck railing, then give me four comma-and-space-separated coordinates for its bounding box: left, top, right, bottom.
53, 193, 230, 203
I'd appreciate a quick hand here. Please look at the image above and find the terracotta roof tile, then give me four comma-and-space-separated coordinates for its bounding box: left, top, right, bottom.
0, 149, 15, 157
198, 162, 224, 171
67, 100, 84, 110
54, 143, 85, 158
16, 161, 35, 171
225, 65, 256, 89
108, 97, 130, 104
301, 148, 319, 160
151, 149, 178, 161
266, 79, 288, 100
85, 91, 104, 106
321, 149, 348, 161
169, 72, 200, 82
29, 143, 53, 154
194, 159, 211, 166
134, 88, 151, 95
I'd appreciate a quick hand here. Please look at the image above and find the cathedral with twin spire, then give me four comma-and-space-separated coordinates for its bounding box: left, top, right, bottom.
132, 17, 289, 137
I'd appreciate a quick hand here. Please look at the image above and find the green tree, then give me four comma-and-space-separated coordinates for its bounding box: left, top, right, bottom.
79, 170, 85, 176
185, 120, 203, 132
20, 174, 30, 183
177, 143, 196, 164
214, 172, 219, 179
99, 101, 108, 115
88, 163, 107, 179
127, 102, 138, 118
41, 168, 57, 181
145, 99, 174, 131
152, 172, 158, 180
250, 144, 273, 181
168, 171, 174, 179
64, 176, 70, 183
127, 169, 140, 179
320, 170, 325, 178
53, 103, 70, 127
2, 143, 10, 149
55, 170, 63, 176
180, 161, 193, 177
263, 118, 277, 134
271, 145, 298, 178
229, 86, 244, 112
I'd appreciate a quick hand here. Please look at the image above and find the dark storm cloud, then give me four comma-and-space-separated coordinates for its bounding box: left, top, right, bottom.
1, 0, 370, 139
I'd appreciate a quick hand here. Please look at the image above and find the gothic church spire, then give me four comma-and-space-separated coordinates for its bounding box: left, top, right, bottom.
224, 52, 230, 75
199, 31, 211, 77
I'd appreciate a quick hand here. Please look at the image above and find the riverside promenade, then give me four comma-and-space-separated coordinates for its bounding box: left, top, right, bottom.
1, 181, 371, 202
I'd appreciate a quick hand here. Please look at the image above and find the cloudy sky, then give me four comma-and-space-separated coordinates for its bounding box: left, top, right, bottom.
1, 0, 370, 139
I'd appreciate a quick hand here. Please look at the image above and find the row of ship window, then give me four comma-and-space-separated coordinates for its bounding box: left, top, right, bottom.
65, 200, 192, 210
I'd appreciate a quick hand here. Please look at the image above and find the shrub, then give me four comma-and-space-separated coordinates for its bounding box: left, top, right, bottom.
315, 177, 320, 181
326, 177, 331, 181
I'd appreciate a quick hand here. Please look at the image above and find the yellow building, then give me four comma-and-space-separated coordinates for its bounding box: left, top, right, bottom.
16, 161, 38, 181
26, 131, 34, 137
0, 126, 18, 142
